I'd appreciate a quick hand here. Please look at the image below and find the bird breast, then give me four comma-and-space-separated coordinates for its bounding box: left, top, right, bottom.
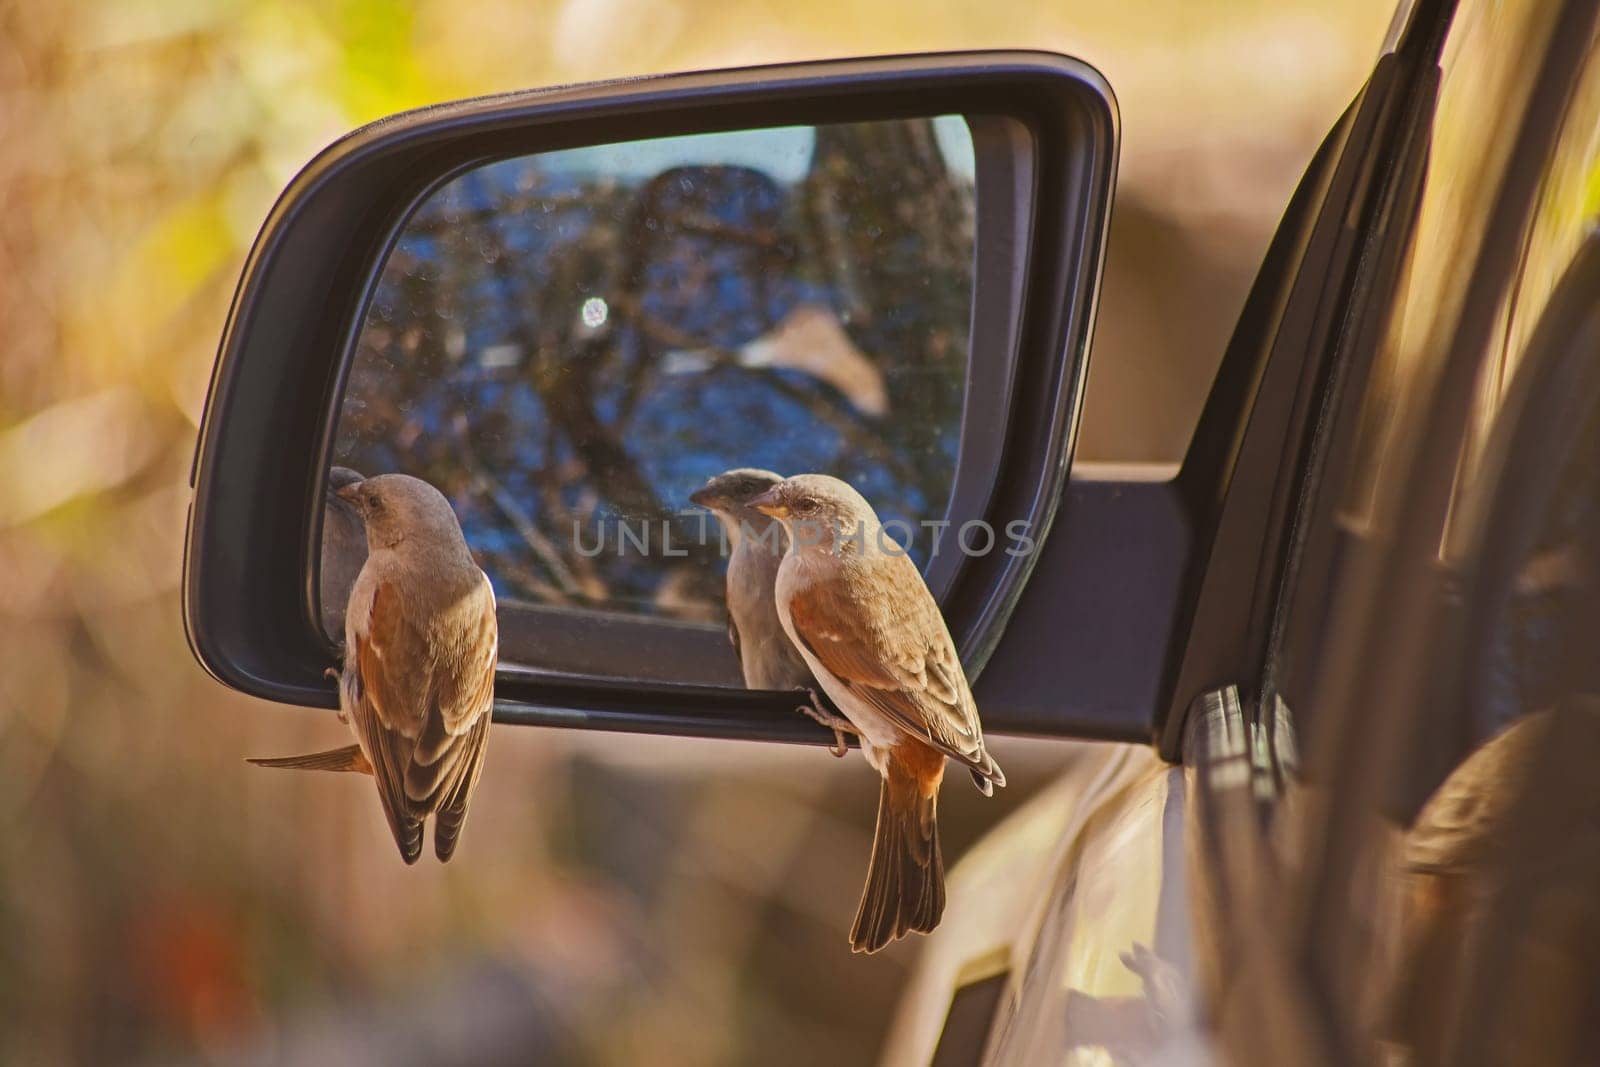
772, 551, 904, 762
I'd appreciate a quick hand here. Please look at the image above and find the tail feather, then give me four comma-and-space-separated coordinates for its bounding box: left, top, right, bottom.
433, 717, 490, 863
850, 761, 945, 954
391, 817, 425, 866
433, 811, 466, 864
247, 744, 372, 774
969, 751, 1005, 796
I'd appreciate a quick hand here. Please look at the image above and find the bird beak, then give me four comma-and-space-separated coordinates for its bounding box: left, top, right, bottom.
327, 466, 365, 492
688, 486, 718, 509
335, 481, 365, 506
748, 487, 788, 518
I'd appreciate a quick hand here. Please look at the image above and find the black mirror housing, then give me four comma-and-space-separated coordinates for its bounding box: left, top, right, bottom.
183, 51, 1120, 743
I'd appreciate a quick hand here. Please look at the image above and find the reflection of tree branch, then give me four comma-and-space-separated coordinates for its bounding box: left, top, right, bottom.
611, 334, 659, 436
474, 220, 678, 525
499, 559, 569, 606
402, 188, 608, 235
665, 209, 782, 249
534, 470, 610, 603
438, 415, 587, 600
806, 120, 974, 501
464, 455, 583, 598
405, 193, 785, 251
533, 341, 678, 522
608, 293, 921, 487
721, 361, 920, 483
608, 165, 794, 437
475, 229, 727, 603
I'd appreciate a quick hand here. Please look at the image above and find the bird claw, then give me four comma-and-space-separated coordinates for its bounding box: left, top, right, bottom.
324, 668, 349, 722
799, 689, 854, 758
820, 728, 848, 758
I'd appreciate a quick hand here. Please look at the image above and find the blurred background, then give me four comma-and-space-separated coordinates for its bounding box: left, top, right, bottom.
0, 0, 1391, 1062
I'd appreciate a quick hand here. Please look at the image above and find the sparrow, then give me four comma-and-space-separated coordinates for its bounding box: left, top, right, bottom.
750, 473, 1005, 952
250, 473, 498, 864
688, 469, 848, 755
318, 466, 369, 642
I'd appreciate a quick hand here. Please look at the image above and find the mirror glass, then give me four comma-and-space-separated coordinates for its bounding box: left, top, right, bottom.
325, 117, 978, 682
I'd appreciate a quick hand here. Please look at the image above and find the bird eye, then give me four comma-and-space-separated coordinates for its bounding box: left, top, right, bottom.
797, 496, 817, 511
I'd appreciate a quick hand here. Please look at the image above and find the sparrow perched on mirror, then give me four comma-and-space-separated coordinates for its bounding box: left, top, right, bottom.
250, 473, 498, 864
689, 468, 851, 756
750, 474, 1005, 953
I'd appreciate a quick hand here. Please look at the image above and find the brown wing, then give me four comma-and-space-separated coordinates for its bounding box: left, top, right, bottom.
426, 577, 497, 861
788, 555, 1002, 789
352, 574, 497, 864
432, 711, 491, 862
727, 614, 743, 671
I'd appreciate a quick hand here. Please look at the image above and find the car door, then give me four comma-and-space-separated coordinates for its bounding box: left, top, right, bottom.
885, 0, 1600, 1062
1213, 0, 1600, 1062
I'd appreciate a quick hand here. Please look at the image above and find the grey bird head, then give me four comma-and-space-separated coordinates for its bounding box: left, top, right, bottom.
690, 468, 786, 529
327, 465, 366, 494
748, 473, 877, 554
338, 473, 471, 555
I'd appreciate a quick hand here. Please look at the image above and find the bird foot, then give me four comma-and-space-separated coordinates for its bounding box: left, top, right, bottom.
324, 668, 349, 722
799, 689, 855, 757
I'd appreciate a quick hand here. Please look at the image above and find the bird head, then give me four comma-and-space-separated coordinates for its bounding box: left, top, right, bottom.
337, 472, 468, 553
689, 468, 785, 522
324, 467, 368, 525
326, 466, 366, 494
748, 473, 878, 554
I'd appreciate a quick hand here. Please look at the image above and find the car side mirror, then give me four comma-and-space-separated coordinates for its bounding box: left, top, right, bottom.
183, 51, 1122, 744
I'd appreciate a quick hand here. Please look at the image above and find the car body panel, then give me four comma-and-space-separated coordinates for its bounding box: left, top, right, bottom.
883, 742, 1209, 1065
893, 0, 1600, 1061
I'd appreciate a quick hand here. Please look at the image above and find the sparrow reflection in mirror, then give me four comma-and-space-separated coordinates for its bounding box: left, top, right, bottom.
750, 474, 1005, 953
318, 466, 369, 644
690, 468, 852, 755
250, 474, 498, 865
